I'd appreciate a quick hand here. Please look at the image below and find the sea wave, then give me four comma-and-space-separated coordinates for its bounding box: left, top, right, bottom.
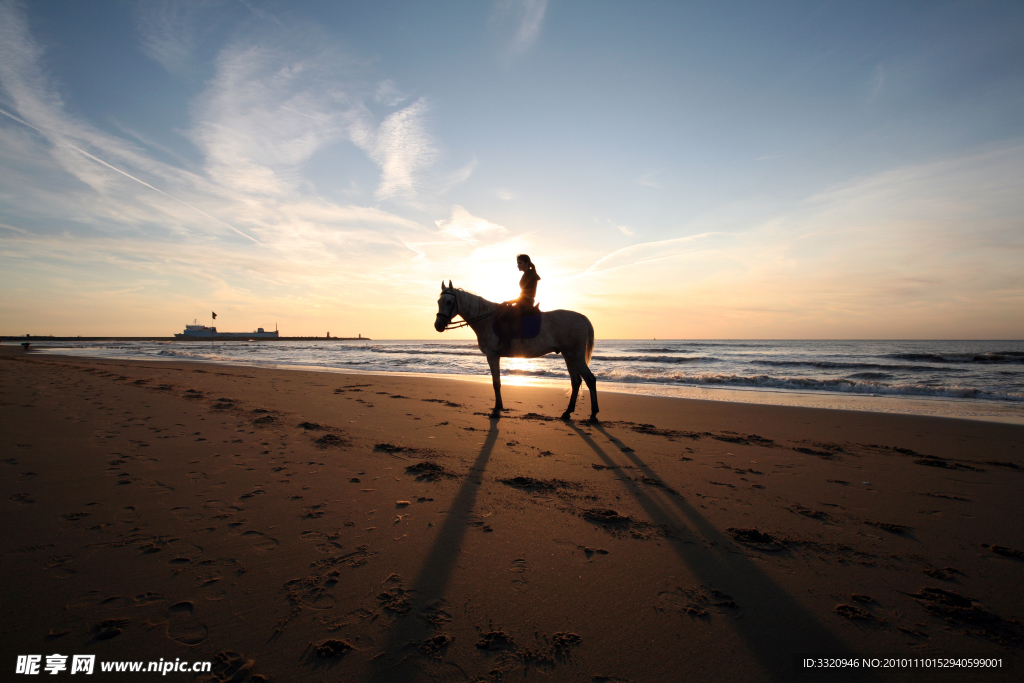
156, 349, 220, 360
368, 347, 480, 357
503, 368, 567, 378
596, 369, 1024, 402
751, 359, 966, 373
592, 354, 719, 364
621, 342, 756, 351
846, 372, 892, 381
886, 352, 1024, 364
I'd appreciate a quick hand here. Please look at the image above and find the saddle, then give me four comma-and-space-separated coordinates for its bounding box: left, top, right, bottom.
492, 306, 543, 340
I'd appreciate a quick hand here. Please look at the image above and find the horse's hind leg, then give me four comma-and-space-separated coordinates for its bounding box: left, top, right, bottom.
581, 364, 599, 423
562, 367, 581, 420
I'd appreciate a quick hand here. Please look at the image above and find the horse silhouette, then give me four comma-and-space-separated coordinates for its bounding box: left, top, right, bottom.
434, 281, 599, 421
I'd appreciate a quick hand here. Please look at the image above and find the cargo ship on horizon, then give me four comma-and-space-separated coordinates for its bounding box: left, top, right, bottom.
175, 322, 279, 340
172, 321, 366, 341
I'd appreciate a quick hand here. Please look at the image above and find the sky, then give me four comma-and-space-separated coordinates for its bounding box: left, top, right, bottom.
0, 0, 1022, 339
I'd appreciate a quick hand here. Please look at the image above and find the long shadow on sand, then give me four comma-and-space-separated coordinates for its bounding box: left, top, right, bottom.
364, 420, 501, 682
571, 421, 881, 683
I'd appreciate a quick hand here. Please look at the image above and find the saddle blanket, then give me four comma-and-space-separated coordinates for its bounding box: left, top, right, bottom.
493, 313, 543, 340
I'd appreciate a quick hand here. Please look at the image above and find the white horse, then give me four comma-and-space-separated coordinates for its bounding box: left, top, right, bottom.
434, 281, 599, 422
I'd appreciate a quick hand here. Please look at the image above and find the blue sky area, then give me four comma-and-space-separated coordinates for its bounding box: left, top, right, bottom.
1, 0, 1021, 338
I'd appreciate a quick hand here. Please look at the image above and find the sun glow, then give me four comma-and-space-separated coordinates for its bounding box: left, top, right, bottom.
501, 356, 539, 385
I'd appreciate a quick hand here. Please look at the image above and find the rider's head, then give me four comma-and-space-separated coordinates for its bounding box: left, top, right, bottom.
517, 254, 534, 271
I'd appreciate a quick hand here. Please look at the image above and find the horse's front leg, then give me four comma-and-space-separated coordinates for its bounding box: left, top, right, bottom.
487, 354, 503, 418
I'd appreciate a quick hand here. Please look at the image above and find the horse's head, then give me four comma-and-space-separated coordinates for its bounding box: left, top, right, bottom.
435, 280, 457, 332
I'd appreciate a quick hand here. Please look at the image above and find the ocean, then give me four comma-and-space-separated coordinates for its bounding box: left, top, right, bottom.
27, 339, 1024, 423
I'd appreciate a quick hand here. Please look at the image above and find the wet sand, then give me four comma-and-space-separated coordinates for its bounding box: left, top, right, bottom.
2, 346, 1023, 682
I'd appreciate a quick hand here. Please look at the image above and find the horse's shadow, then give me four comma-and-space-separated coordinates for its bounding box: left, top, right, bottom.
364, 419, 501, 682
361, 416, 878, 682
565, 421, 881, 683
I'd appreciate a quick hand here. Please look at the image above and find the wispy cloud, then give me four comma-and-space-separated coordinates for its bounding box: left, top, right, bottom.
435, 158, 477, 197
0, 221, 28, 234
238, 0, 284, 27
0, 3, 212, 198
0, 2, 434, 287
191, 37, 461, 208
580, 232, 723, 276
192, 42, 355, 196
144, 5, 461, 210
374, 79, 410, 107
1, 104, 271, 248
435, 205, 507, 244
491, 0, 547, 61
134, 0, 223, 79
350, 97, 441, 205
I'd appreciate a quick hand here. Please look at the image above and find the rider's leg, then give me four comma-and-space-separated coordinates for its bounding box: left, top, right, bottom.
495, 306, 512, 355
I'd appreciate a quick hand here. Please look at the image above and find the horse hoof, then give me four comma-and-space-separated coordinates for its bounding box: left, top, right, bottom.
489, 410, 502, 419
560, 411, 573, 421
586, 416, 600, 424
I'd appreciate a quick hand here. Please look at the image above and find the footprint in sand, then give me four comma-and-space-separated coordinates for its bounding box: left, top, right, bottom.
303, 592, 337, 610
193, 570, 226, 602
204, 499, 245, 517
165, 601, 208, 646
298, 530, 343, 553
91, 619, 130, 641
137, 478, 174, 494
418, 599, 452, 626
44, 555, 76, 578
169, 506, 205, 523
133, 592, 166, 607
201, 584, 227, 602
315, 542, 343, 553
115, 506, 137, 523
98, 596, 131, 608
241, 530, 279, 552
510, 558, 528, 591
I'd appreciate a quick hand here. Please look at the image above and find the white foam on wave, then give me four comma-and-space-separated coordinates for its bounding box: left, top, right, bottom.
597, 369, 1024, 402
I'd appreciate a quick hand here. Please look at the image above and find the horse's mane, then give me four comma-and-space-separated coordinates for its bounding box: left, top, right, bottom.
446, 287, 497, 311
448, 286, 483, 298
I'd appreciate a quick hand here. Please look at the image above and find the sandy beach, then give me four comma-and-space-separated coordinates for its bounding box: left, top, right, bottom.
2, 345, 1023, 682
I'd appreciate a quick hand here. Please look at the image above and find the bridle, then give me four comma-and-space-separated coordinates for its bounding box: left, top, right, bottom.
437, 289, 497, 331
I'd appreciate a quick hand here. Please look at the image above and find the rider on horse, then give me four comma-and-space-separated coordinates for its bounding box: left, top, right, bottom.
495, 254, 540, 356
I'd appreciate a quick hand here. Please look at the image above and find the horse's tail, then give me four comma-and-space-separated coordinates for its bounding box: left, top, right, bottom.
585, 316, 594, 365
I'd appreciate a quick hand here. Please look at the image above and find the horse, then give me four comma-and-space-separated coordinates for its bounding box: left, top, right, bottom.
434, 280, 599, 422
